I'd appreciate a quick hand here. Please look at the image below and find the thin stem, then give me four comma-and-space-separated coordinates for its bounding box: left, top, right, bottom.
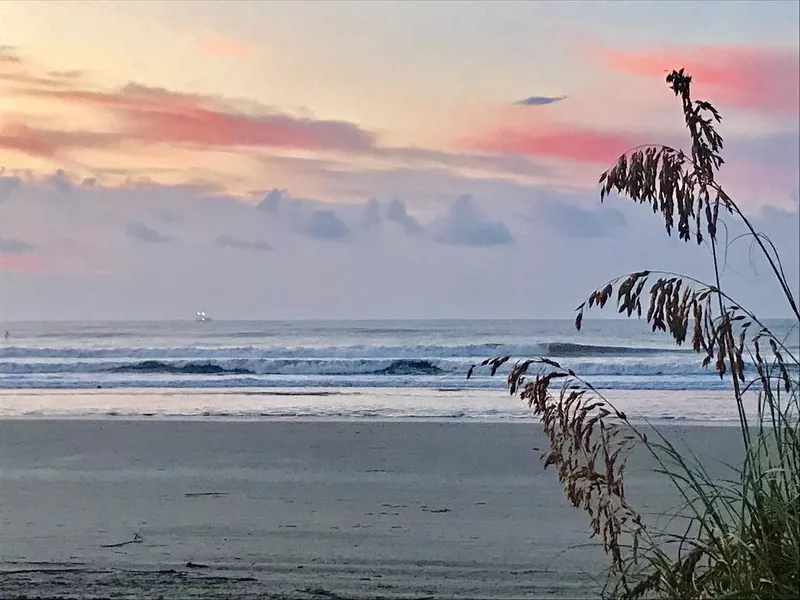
709, 233, 750, 450
723, 196, 800, 321
601, 136, 800, 323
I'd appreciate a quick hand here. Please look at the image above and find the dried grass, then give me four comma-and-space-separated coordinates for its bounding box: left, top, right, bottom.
471, 70, 799, 599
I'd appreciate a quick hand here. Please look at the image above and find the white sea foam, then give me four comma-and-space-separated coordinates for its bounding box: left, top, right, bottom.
1, 319, 794, 417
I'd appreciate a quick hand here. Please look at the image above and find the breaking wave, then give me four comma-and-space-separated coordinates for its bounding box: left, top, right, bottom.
0, 341, 682, 360
0, 340, 757, 392
0, 358, 450, 377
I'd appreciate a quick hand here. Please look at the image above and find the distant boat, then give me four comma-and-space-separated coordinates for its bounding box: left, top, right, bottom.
196, 311, 213, 323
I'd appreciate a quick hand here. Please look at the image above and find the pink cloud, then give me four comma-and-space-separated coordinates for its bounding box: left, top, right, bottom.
1, 54, 375, 155
0, 254, 41, 273
0, 123, 116, 159
197, 33, 252, 59
465, 124, 641, 164
601, 45, 799, 116
1, 56, 560, 180
24, 84, 377, 153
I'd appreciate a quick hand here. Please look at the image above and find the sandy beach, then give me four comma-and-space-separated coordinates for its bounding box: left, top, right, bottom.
0, 419, 741, 599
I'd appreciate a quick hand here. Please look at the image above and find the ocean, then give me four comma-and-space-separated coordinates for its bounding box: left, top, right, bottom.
0, 319, 796, 423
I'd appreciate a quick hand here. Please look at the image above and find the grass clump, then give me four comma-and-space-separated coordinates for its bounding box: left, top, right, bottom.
473, 70, 799, 599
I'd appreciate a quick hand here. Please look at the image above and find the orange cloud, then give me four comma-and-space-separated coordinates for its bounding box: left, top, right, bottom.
465, 124, 641, 164
601, 45, 799, 116
197, 33, 253, 59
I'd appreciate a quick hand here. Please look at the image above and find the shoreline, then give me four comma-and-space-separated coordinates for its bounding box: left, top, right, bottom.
0, 414, 746, 427
0, 387, 747, 425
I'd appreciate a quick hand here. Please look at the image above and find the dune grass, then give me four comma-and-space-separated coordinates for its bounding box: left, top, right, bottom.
474, 69, 799, 599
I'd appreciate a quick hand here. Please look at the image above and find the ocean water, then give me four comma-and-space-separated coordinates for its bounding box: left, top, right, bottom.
0, 319, 796, 422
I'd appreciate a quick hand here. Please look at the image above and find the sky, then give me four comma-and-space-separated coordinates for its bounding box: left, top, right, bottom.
0, 0, 797, 321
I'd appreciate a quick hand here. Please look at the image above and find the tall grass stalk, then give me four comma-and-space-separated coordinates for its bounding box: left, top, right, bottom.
472, 70, 799, 599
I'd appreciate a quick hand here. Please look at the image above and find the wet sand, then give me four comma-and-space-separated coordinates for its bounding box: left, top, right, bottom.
0, 420, 740, 599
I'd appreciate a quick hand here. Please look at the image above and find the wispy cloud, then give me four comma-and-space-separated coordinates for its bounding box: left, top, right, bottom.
515, 95, 567, 106
29, 83, 377, 152
465, 123, 639, 163
0, 51, 564, 191
1, 55, 376, 155
0, 123, 117, 159
0, 50, 82, 88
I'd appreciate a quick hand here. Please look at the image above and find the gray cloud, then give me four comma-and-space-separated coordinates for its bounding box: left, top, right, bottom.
49, 169, 73, 194
386, 199, 421, 234
0, 237, 34, 254
726, 133, 800, 167
256, 189, 318, 229
515, 95, 567, 106
536, 199, 628, 238
0, 174, 795, 321
432, 195, 512, 247
257, 188, 286, 214
214, 234, 272, 252
304, 210, 349, 240
0, 176, 21, 202
126, 222, 174, 244
749, 205, 800, 284
361, 198, 382, 229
